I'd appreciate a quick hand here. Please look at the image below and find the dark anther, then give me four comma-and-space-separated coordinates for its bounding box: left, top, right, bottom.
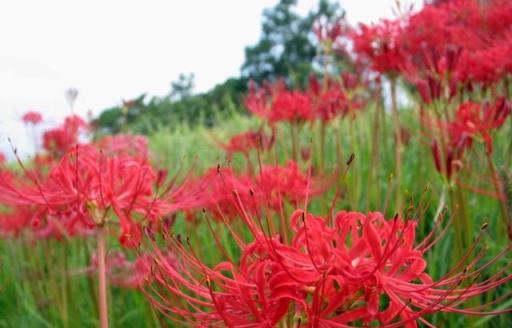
346, 153, 355, 166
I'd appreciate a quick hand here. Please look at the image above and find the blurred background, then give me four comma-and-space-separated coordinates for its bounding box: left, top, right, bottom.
0, 0, 422, 157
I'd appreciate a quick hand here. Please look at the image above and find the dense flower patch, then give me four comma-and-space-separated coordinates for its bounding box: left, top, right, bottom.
0, 0, 511, 327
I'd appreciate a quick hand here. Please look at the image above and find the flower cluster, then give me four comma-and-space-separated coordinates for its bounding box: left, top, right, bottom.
148, 209, 511, 327
0, 144, 169, 247
428, 99, 511, 179
43, 115, 88, 156
1, 2, 512, 326
221, 128, 275, 158
246, 76, 366, 125
183, 161, 323, 221
246, 80, 315, 124
22, 111, 43, 125
351, 0, 512, 87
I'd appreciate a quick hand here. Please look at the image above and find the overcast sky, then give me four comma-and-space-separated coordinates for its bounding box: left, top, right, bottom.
0, 0, 422, 157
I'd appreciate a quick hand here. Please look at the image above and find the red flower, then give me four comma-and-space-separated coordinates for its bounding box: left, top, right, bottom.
308, 74, 368, 122
256, 160, 323, 211
426, 99, 510, 178
22, 111, 43, 124
221, 129, 275, 157
0, 205, 33, 237
43, 115, 88, 156
147, 208, 512, 326
351, 19, 405, 76
308, 76, 348, 122
450, 99, 511, 154
96, 134, 149, 159
431, 138, 466, 180
183, 161, 323, 221
246, 80, 315, 124
399, 0, 512, 86
185, 167, 254, 221
0, 145, 170, 247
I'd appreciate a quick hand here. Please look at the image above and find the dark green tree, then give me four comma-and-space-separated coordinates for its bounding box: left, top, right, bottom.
241, 0, 344, 86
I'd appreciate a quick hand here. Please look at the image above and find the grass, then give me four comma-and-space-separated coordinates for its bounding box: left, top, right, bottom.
0, 103, 511, 327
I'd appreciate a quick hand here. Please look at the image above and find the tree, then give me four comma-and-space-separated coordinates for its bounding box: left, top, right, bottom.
95, 1, 347, 134
241, 0, 344, 86
169, 73, 195, 101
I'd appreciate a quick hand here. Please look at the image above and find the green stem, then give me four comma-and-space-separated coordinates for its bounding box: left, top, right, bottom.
319, 121, 326, 173
290, 123, 298, 162
447, 185, 465, 263
97, 226, 109, 328
390, 78, 403, 214
486, 153, 512, 240
368, 103, 381, 211
348, 119, 359, 209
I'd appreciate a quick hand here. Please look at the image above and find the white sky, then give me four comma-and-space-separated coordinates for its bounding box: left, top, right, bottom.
0, 0, 422, 157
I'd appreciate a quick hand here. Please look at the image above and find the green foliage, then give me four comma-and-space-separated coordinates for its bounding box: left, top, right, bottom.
242, 0, 345, 85
95, 0, 346, 135
95, 77, 248, 135
1, 107, 511, 327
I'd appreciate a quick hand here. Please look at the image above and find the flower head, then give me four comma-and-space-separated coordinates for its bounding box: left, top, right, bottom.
22, 111, 43, 125
246, 80, 315, 124
221, 129, 275, 158
0, 144, 170, 247
352, 19, 405, 76
450, 99, 511, 154
146, 207, 512, 327
96, 134, 149, 159
43, 114, 88, 156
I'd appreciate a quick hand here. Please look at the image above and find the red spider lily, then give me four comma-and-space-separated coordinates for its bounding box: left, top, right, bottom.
430, 138, 467, 180
43, 114, 88, 156
247, 75, 366, 125
425, 98, 510, 178
186, 166, 254, 221
266, 89, 313, 123
96, 134, 149, 159
183, 161, 322, 221
308, 76, 349, 122
340, 71, 367, 93
22, 111, 43, 125
246, 80, 315, 124
399, 0, 512, 87
221, 129, 275, 158
351, 19, 405, 76
450, 99, 511, 154
256, 160, 323, 212
0, 202, 95, 239
402, 46, 462, 104
0, 144, 172, 247
308, 74, 368, 122
0, 152, 5, 164
455, 0, 512, 84
0, 204, 34, 237
146, 207, 512, 327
